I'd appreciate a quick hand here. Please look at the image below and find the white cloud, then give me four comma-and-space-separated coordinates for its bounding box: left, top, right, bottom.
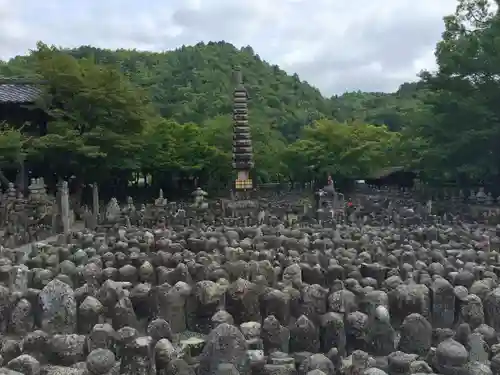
0, 0, 457, 95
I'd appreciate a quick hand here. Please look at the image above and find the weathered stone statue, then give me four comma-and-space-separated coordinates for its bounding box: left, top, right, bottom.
476, 187, 487, 204
191, 187, 208, 209
105, 197, 121, 223
155, 189, 167, 207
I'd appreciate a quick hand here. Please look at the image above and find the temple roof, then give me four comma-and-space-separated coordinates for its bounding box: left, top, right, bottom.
367, 166, 406, 179
0, 80, 45, 104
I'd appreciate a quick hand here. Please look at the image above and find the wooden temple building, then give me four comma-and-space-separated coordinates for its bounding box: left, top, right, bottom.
0, 79, 48, 189
0, 79, 48, 136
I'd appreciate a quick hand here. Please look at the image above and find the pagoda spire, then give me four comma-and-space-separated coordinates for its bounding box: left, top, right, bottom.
232, 67, 253, 190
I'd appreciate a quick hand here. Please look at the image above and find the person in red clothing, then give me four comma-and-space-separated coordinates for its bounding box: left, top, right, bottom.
346, 197, 355, 216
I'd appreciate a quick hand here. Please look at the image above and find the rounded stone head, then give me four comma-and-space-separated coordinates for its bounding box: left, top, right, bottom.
374, 305, 390, 323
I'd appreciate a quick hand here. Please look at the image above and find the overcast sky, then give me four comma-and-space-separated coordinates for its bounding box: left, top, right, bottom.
0, 0, 457, 95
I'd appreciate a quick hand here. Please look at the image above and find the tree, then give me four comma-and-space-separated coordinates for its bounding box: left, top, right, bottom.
27, 42, 154, 186
415, 0, 500, 183
141, 118, 223, 190
199, 116, 233, 187
284, 119, 402, 181
0, 124, 25, 164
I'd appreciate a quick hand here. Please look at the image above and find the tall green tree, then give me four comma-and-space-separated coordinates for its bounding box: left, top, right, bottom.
284, 119, 402, 181
0, 125, 25, 164
27, 42, 153, 184
415, 0, 500, 183
141, 118, 221, 188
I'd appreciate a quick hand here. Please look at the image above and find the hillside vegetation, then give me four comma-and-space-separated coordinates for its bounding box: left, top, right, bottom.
0, 41, 421, 139
0, 0, 497, 193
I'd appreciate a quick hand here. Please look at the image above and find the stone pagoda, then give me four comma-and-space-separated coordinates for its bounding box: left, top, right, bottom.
232, 67, 254, 193
229, 67, 257, 217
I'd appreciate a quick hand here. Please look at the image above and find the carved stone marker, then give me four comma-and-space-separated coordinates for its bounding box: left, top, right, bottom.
59, 181, 70, 241
92, 183, 99, 229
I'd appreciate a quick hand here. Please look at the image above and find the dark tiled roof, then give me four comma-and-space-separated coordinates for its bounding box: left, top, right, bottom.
367, 166, 406, 179
0, 81, 44, 103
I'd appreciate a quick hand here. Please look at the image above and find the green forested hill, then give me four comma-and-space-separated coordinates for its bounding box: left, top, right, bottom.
3, 1, 499, 191
0, 41, 421, 140
2, 42, 334, 140
0, 40, 431, 191
3, 30, 485, 192
329, 82, 428, 131
73, 42, 333, 140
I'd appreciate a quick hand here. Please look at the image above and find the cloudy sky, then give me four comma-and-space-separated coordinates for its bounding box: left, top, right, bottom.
0, 0, 457, 95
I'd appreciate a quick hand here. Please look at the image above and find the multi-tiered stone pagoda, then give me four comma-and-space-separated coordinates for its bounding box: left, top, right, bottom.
232, 67, 254, 192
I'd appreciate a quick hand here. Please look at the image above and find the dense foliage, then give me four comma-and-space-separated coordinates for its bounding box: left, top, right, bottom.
410, 0, 500, 187
0, 0, 498, 193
